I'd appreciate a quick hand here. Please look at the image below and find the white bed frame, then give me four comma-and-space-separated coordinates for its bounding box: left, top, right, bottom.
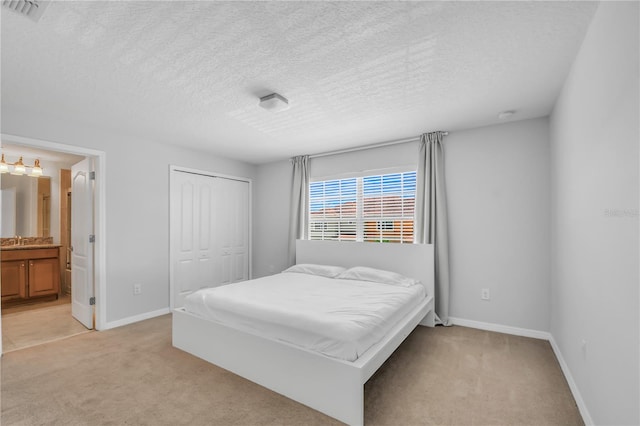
173, 240, 434, 425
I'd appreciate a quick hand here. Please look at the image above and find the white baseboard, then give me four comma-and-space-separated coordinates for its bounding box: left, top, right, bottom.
548, 334, 594, 426
448, 317, 551, 340
448, 316, 592, 426
100, 307, 171, 330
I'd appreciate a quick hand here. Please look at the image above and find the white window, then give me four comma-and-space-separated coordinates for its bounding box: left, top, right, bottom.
377, 221, 394, 230
309, 171, 416, 243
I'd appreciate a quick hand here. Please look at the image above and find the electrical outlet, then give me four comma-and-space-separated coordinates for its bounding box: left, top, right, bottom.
133, 283, 142, 295
481, 288, 490, 300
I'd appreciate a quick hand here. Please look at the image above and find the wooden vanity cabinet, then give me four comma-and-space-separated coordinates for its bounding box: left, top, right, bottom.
1, 247, 60, 304
1, 260, 27, 301
28, 257, 60, 297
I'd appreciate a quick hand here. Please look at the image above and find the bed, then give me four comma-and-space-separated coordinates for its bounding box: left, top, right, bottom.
172, 240, 434, 425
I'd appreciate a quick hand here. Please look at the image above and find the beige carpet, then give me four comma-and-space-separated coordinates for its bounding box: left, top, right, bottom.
1, 315, 583, 425
2, 302, 90, 353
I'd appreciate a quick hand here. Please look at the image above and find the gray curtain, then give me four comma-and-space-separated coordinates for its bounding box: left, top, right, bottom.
288, 155, 309, 266
414, 132, 451, 326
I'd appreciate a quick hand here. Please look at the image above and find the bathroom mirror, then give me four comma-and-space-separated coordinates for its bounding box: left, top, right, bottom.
0, 174, 51, 238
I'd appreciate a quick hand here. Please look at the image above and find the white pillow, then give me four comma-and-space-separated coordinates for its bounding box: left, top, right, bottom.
336, 266, 420, 287
283, 264, 346, 278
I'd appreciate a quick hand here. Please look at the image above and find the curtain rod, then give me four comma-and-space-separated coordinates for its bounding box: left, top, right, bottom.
308, 132, 449, 159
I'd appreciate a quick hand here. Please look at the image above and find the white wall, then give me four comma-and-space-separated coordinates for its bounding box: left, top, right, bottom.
1, 112, 257, 325
549, 2, 639, 425
310, 141, 418, 179
253, 160, 292, 278
446, 118, 551, 332
254, 118, 552, 332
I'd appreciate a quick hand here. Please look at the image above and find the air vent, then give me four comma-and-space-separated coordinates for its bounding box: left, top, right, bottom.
2, 0, 49, 22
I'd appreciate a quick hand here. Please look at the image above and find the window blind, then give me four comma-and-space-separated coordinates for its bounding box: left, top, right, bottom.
309, 171, 416, 243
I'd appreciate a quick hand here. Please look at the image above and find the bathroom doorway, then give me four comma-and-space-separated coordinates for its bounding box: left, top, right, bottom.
0, 138, 104, 353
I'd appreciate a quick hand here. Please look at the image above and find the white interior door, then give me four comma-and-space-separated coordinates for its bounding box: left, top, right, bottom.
71, 158, 94, 329
170, 170, 250, 308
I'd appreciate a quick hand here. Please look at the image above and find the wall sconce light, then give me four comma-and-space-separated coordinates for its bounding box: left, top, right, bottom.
0, 154, 44, 177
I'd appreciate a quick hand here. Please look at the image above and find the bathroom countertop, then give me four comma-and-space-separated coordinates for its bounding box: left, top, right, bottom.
0, 244, 62, 251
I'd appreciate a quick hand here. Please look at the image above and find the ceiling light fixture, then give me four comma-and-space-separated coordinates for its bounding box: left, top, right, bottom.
259, 93, 290, 112
498, 110, 516, 120
0, 154, 44, 177
2, 0, 50, 22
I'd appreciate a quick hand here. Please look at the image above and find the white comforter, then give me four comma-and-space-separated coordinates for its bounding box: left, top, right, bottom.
183, 272, 426, 361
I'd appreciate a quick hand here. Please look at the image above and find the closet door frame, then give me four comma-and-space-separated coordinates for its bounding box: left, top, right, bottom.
169, 165, 252, 309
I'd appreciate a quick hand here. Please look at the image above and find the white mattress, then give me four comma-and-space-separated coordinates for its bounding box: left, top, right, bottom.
183, 272, 426, 361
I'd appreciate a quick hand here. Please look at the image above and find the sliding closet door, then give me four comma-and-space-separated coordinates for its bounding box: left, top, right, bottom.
170, 170, 250, 308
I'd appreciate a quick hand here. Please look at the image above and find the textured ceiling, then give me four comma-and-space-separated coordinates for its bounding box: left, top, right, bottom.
1, 1, 597, 164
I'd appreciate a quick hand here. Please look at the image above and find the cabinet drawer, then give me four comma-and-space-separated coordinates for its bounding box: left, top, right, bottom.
1, 248, 59, 261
